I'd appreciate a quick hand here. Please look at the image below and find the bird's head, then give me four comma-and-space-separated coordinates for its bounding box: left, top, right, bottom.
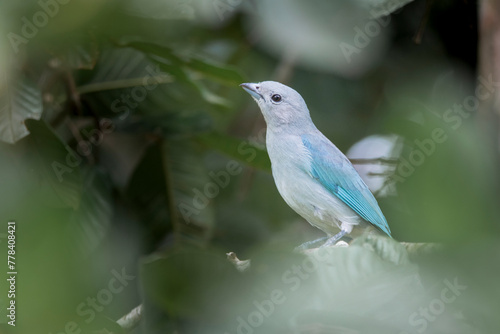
240, 81, 312, 129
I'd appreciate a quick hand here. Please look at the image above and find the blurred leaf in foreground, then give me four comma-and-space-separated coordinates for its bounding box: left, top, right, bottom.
0, 73, 43, 144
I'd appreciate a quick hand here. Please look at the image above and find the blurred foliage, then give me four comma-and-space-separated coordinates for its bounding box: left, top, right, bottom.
0, 0, 499, 333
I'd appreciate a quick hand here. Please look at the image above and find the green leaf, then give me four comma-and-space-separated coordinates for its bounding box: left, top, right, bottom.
69, 167, 113, 255
25, 119, 82, 210
124, 41, 246, 85
197, 132, 271, 171
62, 36, 100, 70
126, 139, 214, 246
187, 58, 245, 85
141, 249, 241, 318
362, 0, 415, 18
76, 47, 172, 95
145, 50, 231, 108
239, 236, 422, 333
0, 74, 43, 144
78, 47, 224, 127
164, 139, 215, 239
124, 110, 212, 138
140, 236, 424, 333
123, 41, 184, 66
126, 142, 173, 243
80, 314, 126, 334
47, 31, 100, 70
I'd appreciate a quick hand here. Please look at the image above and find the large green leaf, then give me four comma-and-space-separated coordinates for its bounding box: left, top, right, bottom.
197, 132, 271, 171
123, 110, 212, 139
125, 41, 246, 85
126, 141, 173, 245
78, 47, 219, 135
126, 139, 214, 248
77, 47, 169, 95
0, 74, 43, 144
358, 0, 415, 18
77, 47, 173, 119
141, 250, 241, 319
165, 139, 215, 239
45, 30, 100, 71
61, 34, 100, 70
140, 236, 460, 333
79, 314, 126, 334
25, 120, 82, 210
186, 58, 246, 86
69, 167, 113, 255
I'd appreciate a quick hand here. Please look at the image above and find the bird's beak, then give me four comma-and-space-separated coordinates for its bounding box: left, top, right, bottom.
240, 83, 263, 100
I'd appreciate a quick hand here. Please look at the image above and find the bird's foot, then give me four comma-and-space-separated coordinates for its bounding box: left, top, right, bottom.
294, 236, 328, 252
321, 230, 348, 248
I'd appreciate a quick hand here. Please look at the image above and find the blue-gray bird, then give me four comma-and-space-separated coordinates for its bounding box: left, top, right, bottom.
240, 81, 391, 248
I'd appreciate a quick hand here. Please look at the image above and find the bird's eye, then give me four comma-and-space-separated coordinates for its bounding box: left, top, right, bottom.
271, 94, 282, 103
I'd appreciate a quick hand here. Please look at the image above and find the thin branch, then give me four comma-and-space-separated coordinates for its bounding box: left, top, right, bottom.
65, 119, 95, 165
413, 0, 435, 44
117, 304, 143, 331
367, 171, 394, 177
401, 242, 443, 259
76, 75, 174, 95
161, 140, 182, 245
227, 252, 251, 272
373, 177, 396, 197
63, 68, 83, 115
350, 157, 399, 165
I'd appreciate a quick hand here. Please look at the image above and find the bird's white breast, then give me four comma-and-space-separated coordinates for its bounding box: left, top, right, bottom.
266, 130, 362, 236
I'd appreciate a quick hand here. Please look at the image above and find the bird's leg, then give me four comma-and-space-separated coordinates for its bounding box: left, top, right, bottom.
321, 230, 347, 248
294, 236, 328, 251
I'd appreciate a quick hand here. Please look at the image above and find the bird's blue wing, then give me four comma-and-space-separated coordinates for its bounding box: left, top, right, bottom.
302, 134, 391, 236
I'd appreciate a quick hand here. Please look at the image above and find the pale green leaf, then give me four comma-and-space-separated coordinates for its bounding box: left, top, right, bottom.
0, 74, 43, 144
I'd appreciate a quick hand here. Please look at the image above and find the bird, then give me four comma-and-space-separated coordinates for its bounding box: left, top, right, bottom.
240, 81, 391, 248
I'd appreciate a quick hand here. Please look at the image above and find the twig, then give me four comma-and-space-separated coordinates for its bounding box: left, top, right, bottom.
64, 68, 83, 116
161, 141, 182, 246
65, 118, 95, 165
401, 242, 443, 259
372, 176, 395, 197
117, 304, 143, 331
350, 157, 399, 165
413, 0, 435, 44
77, 75, 174, 95
227, 252, 251, 272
